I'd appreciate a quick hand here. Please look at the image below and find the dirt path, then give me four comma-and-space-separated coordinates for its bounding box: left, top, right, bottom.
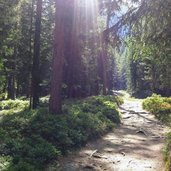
57, 99, 168, 171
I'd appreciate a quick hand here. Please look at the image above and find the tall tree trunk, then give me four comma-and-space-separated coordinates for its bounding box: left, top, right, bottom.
31, 0, 42, 109
66, 35, 81, 98
100, 0, 111, 95
7, 47, 17, 99
29, 0, 34, 108
100, 48, 108, 95
16, 77, 20, 97
49, 0, 68, 114
165, 64, 171, 96
130, 61, 137, 92
151, 64, 156, 92
7, 75, 15, 99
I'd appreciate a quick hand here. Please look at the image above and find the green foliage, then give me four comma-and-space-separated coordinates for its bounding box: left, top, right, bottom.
143, 94, 164, 113
118, 0, 171, 97
0, 156, 12, 171
143, 94, 171, 123
8, 160, 35, 171
0, 95, 122, 170
0, 99, 29, 110
164, 132, 171, 171
143, 94, 171, 170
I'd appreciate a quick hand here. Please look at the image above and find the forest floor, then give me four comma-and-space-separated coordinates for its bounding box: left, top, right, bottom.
55, 96, 168, 171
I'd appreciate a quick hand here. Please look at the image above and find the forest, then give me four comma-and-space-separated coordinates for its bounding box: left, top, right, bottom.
0, 0, 171, 170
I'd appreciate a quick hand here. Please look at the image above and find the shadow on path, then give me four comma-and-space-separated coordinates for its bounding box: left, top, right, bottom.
56, 99, 167, 171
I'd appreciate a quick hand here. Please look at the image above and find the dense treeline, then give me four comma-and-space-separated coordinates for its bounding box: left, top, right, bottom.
0, 0, 120, 113
116, 0, 171, 97
0, 0, 171, 108
0, 0, 54, 102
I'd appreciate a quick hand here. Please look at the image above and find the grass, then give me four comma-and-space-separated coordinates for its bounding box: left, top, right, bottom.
143, 94, 171, 171
0, 95, 123, 171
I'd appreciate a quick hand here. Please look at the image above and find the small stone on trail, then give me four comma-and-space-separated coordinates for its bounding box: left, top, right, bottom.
136, 129, 147, 136
121, 111, 127, 114
93, 154, 101, 158
141, 139, 146, 141
131, 124, 136, 127
123, 116, 132, 119
121, 152, 126, 156
144, 166, 152, 168
92, 153, 108, 159
128, 160, 132, 164
151, 136, 163, 138
83, 164, 95, 170
106, 149, 113, 153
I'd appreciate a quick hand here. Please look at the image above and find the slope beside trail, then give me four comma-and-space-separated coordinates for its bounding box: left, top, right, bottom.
56, 98, 168, 171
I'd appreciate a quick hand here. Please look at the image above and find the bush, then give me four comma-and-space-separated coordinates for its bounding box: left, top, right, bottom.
0, 156, 12, 171
0, 95, 122, 170
102, 107, 120, 124
143, 94, 171, 123
164, 98, 171, 104
8, 160, 35, 171
0, 99, 28, 110
164, 132, 171, 171
143, 94, 171, 171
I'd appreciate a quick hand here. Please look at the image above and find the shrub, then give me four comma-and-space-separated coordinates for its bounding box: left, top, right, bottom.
0, 156, 12, 171
143, 94, 171, 171
164, 132, 171, 171
8, 160, 35, 171
0, 99, 28, 110
142, 94, 163, 113
0, 95, 122, 170
102, 107, 120, 124
143, 94, 171, 123
164, 98, 171, 105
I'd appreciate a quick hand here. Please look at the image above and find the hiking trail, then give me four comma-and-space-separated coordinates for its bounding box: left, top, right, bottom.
56, 97, 168, 171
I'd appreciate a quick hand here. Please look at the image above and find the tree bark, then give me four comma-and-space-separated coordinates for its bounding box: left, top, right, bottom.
31, 0, 42, 109
99, 0, 112, 95
49, 0, 67, 114
29, 0, 34, 108
100, 47, 108, 95
7, 74, 15, 99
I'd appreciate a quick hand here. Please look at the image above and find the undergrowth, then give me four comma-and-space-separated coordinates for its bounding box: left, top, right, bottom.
143, 94, 171, 171
143, 94, 171, 124
164, 132, 171, 171
0, 95, 123, 171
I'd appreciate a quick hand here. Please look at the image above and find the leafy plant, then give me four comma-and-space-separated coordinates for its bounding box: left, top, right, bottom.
164, 132, 171, 171
143, 94, 171, 171
143, 94, 171, 123
0, 95, 122, 170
